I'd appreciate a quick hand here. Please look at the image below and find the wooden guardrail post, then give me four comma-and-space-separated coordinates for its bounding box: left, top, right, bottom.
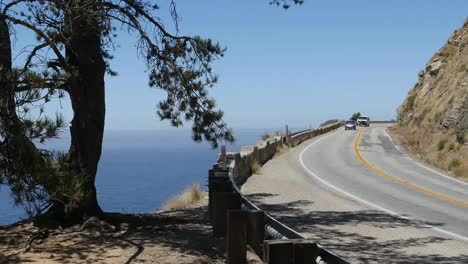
221, 145, 227, 170
212, 192, 241, 237
294, 240, 319, 264
246, 210, 265, 257
263, 239, 319, 264
208, 168, 232, 221
226, 210, 248, 264
264, 240, 294, 264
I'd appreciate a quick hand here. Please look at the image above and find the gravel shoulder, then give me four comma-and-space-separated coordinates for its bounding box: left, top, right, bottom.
241, 128, 468, 263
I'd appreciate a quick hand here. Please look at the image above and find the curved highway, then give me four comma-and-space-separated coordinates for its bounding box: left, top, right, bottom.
242, 124, 468, 262
300, 125, 468, 240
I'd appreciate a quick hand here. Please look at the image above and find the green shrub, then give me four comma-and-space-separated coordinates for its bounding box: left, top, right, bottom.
447, 142, 455, 152
448, 158, 461, 170
250, 161, 261, 174
437, 139, 448, 151
407, 93, 416, 111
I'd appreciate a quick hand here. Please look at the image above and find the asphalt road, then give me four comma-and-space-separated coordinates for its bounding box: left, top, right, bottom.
300, 125, 468, 240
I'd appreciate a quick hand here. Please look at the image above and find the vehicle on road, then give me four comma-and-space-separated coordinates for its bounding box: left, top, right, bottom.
344, 120, 357, 130
357, 116, 370, 127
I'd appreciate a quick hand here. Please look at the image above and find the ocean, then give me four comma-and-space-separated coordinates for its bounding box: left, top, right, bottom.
0, 128, 275, 225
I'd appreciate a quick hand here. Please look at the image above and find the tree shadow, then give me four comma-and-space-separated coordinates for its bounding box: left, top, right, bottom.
0, 205, 229, 264
248, 192, 468, 264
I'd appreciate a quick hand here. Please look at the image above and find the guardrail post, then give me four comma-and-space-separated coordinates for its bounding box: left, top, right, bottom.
221, 145, 227, 170
263, 239, 319, 264
226, 210, 248, 264
264, 240, 293, 264
208, 168, 232, 221
247, 210, 265, 257
294, 240, 319, 264
212, 192, 241, 237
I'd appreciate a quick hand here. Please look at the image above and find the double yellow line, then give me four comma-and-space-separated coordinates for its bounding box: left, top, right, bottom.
354, 130, 468, 207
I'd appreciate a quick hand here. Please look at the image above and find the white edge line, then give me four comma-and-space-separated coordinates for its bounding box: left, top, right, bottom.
382, 129, 468, 186
298, 131, 468, 243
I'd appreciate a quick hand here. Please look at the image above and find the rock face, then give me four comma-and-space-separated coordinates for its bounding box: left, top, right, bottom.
397, 19, 468, 143
393, 19, 467, 179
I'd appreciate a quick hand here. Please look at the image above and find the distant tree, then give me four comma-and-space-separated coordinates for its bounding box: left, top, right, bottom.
351, 112, 361, 121
0, 0, 303, 222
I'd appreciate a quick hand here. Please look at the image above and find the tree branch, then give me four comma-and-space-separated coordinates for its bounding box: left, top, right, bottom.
0, 14, 66, 67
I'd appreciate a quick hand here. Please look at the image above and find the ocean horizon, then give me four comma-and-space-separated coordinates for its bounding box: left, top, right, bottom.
0, 126, 295, 225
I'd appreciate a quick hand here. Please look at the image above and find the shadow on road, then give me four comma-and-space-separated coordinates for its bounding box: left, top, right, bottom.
246, 192, 467, 264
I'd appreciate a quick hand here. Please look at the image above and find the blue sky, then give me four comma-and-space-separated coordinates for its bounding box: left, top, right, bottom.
12, 1, 468, 132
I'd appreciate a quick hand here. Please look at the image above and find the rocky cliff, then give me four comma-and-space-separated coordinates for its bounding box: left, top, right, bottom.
393, 19, 467, 178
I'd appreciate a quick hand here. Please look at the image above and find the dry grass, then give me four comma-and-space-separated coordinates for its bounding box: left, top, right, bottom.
274, 144, 289, 157
163, 184, 204, 210
250, 161, 261, 174
439, 45, 457, 58
448, 158, 461, 171
390, 126, 468, 180
320, 119, 340, 127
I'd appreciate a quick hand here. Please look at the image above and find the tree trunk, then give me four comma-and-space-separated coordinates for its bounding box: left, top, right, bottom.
0, 19, 43, 169
0, 18, 51, 206
0, 18, 15, 119
55, 0, 106, 220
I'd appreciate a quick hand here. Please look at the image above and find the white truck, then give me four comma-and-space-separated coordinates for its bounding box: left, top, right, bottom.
357, 116, 370, 127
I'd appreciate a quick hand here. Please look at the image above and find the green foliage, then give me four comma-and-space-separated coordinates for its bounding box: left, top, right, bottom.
1, 0, 302, 219
448, 158, 461, 170
407, 93, 416, 111
447, 142, 456, 152
250, 161, 261, 174
150, 37, 234, 148
437, 138, 448, 151
350, 112, 361, 121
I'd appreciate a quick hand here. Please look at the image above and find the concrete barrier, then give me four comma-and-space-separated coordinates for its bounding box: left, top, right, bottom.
289, 122, 342, 147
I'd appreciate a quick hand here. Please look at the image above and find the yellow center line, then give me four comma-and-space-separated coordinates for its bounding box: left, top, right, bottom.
354, 129, 468, 207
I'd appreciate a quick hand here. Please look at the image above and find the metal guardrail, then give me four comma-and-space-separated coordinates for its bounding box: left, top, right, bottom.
369, 120, 396, 124
227, 163, 349, 264
223, 122, 350, 264
340, 120, 396, 124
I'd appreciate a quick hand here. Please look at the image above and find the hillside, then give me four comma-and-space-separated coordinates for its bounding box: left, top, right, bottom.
392, 19, 468, 179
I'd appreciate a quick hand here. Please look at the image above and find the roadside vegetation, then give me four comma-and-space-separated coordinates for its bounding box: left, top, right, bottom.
393, 20, 467, 180
350, 113, 361, 121
320, 119, 341, 127
390, 127, 468, 179
274, 144, 289, 157
250, 161, 262, 174
163, 184, 204, 210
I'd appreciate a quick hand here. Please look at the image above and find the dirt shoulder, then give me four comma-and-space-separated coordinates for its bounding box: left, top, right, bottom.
388, 125, 468, 180
0, 195, 261, 264
241, 129, 468, 263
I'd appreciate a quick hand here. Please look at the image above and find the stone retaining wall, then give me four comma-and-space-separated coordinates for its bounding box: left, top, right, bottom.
221, 122, 342, 186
